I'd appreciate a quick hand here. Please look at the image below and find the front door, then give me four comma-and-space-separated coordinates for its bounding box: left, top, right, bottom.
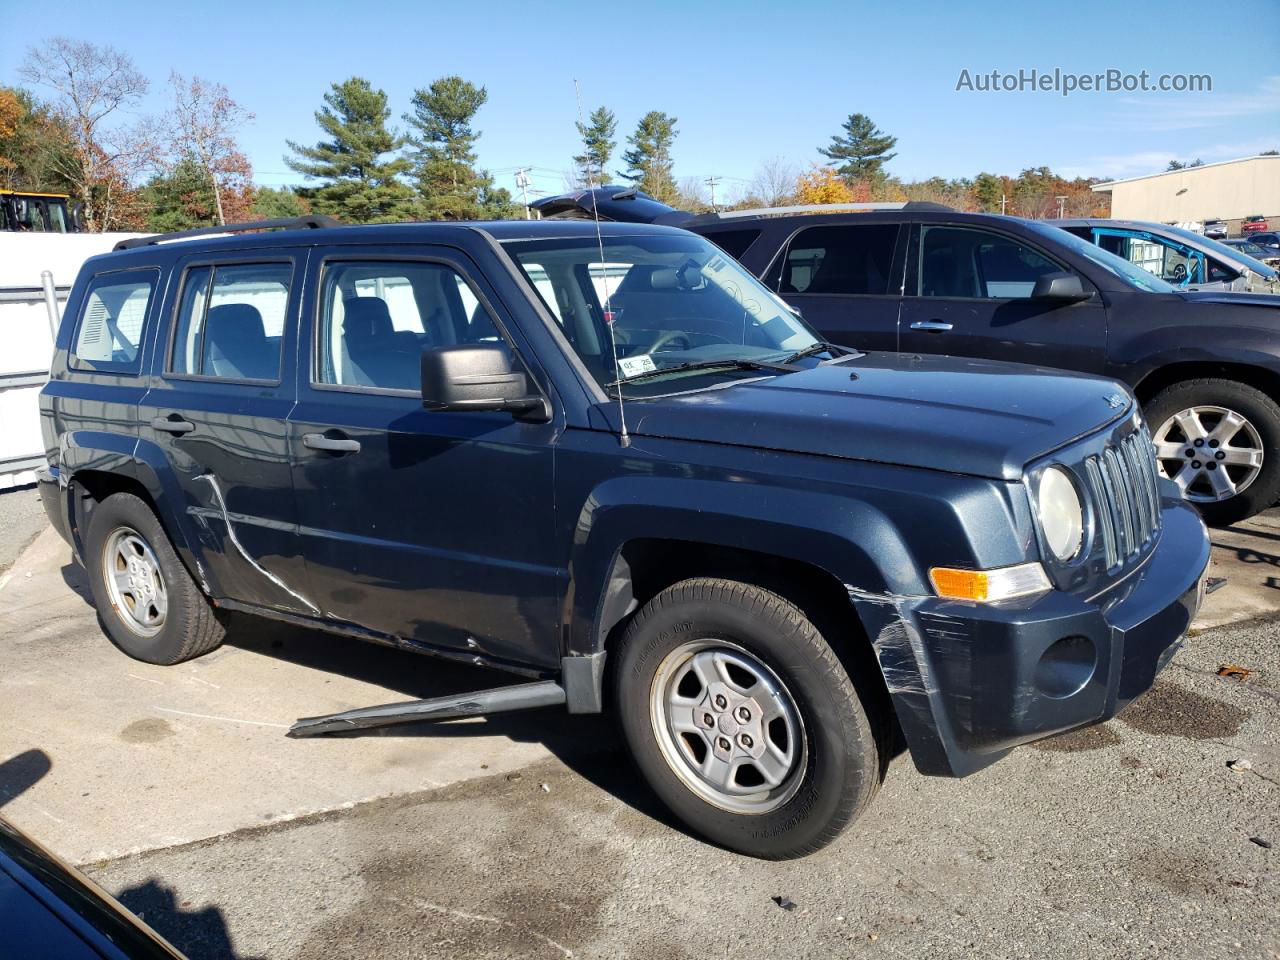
898, 223, 1107, 373
138, 252, 309, 612
287, 247, 563, 670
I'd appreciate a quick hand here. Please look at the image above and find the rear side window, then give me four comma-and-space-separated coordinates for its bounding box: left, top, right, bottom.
705, 229, 762, 260
70, 270, 158, 374
780, 224, 899, 295
317, 260, 501, 392
170, 263, 292, 381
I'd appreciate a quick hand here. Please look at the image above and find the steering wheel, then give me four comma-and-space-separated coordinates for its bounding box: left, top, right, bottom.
649, 328, 733, 354
1170, 263, 1187, 282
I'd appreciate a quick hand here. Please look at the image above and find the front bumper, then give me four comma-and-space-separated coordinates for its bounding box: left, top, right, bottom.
863, 498, 1209, 777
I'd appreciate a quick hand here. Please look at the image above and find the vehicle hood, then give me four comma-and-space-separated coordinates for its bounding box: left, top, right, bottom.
1181, 290, 1280, 307
624, 353, 1132, 481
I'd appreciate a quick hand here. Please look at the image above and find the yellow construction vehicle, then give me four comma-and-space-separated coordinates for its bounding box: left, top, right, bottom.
0, 189, 80, 233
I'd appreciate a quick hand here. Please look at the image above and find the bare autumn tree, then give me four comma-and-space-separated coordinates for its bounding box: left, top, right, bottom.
18, 37, 152, 230
747, 156, 798, 207
167, 73, 254, 225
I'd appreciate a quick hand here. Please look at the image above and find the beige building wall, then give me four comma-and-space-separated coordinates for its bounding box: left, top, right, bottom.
1093, 156, 1280, 229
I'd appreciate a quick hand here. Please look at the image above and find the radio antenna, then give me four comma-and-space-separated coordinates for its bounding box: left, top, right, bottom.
575, 78, 629, 447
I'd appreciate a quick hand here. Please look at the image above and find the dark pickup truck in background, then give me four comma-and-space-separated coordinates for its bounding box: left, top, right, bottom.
535, 188, 1280, 525
38, 215, 1208, 859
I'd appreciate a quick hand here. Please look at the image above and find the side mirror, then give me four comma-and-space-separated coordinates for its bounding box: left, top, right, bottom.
1031, 272, 1088, 301
420, 344, 549, 421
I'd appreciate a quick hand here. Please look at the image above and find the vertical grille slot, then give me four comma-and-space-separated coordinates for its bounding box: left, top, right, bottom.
1083, 427, 1162, 571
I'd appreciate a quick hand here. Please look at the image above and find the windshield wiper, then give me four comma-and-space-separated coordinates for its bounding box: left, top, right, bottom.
608, 357, 799, 389
781, 341, 864, 364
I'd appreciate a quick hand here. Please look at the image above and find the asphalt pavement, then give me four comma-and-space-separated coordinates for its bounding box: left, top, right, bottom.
0, 497, 1276, 960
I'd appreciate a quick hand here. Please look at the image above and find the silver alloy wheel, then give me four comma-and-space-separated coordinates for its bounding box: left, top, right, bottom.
102, 527, 168, 637
1153, 405, 1264, 503
649, 639, 805, 815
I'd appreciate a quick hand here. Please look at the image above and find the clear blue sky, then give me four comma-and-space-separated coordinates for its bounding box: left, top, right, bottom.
3, 0, 1277, 201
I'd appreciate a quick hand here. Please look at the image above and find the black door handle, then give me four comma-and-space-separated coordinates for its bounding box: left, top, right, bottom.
150, 416, 195, 435
303, 433, 361, 454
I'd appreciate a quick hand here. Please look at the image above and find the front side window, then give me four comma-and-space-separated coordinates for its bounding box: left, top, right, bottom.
170, 263, 292, 381
71, 271, 158, 373
919, 226, 1061, 299
504, 233, 820, 396
317, 260, 500, 391
781, 224, 899, 295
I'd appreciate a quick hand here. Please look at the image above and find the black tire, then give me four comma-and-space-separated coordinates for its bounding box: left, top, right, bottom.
1144, 378, 1280, 526
613, 578, 883, 860
84, 492, 225, 664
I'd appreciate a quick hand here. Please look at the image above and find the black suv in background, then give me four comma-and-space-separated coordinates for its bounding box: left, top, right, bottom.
535, 189, 1280, 524
40, 216, 1208, 859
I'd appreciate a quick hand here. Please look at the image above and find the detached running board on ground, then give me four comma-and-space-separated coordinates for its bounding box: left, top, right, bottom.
287, 680, 567, 738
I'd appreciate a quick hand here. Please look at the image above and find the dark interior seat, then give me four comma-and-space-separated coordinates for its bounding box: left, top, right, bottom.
203, 303, 276, 380
342, 297, 420, 389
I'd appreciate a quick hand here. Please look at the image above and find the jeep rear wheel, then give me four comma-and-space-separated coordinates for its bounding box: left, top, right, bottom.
85, 492, 225, 664
614, 578, 883, 860
1146, 378, 1280, 525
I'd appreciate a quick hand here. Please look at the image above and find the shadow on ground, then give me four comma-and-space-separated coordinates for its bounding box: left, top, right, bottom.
115, 879, 261, 960
219, 611, 688, 837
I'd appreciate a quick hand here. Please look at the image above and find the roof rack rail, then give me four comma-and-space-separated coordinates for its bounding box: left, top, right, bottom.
683, 200, 953, 226
113, 215, 343, 252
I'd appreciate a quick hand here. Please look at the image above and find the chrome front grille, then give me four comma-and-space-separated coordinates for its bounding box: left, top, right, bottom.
1083, 426, 1162, 570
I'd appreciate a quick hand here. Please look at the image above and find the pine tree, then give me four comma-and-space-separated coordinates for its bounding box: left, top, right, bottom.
819, 114, 897, 182
618, 111, 678, 204
405, 75, 510, 220
285, 77, 414, 224
140, 154, 218, 232
972, 172, 1004, 212
574, 106, 616, 186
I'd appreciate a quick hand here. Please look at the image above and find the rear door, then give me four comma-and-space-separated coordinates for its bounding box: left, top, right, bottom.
138, 250, 309, 612
287, 246, 562, 670
45, 266, 161, 479
768, 222, 906, 351
898, 222, 1108, 372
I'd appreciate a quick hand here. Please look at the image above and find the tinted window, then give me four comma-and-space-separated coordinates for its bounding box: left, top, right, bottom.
780, 224, 898, 295
704, 229, 762, 259
171, 263, 291, 380
70, 271, 158, 374
318, 261, 501, 391
919, 226, 1060, 298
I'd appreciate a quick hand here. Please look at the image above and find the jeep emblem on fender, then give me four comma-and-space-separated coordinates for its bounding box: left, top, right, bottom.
1106, 394, 1126, 409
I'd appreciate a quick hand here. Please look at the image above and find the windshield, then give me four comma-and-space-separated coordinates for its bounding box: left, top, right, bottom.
1030, 222, 1176, 293
504, 233, 821, 395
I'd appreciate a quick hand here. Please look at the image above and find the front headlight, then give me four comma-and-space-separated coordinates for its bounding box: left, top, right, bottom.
1038, 466, 1084, 562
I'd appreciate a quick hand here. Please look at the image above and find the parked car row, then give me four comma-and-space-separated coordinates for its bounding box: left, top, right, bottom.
39, 212, 1210, 859
534, 188, 1280, 525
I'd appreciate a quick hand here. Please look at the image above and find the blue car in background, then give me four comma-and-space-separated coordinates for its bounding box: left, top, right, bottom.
1056, 219, 1279, 295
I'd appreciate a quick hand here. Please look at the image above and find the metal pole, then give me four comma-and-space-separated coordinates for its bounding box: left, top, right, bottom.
40, 270, 60, 340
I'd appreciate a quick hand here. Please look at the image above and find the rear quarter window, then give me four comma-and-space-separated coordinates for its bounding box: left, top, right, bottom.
69, 269, 160, 375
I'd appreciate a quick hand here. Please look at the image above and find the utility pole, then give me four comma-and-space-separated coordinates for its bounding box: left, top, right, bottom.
1000, 194, 1008, 215
1055, 195, 1068, 219
514, 167, 532, 219
704, 176, 722, 211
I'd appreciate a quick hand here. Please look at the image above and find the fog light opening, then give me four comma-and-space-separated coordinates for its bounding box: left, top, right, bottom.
1034, 635, 1097, 699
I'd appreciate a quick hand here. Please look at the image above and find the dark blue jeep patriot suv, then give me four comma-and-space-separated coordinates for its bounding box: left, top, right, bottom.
38, 216, 1210, 859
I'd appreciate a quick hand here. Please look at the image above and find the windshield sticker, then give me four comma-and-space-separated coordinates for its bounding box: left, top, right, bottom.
617, 354, 658, 379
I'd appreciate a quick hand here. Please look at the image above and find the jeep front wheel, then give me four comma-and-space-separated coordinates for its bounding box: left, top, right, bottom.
614, 578, 883, 859
85, 492, 225, 664
1146, 378, 1280, 525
